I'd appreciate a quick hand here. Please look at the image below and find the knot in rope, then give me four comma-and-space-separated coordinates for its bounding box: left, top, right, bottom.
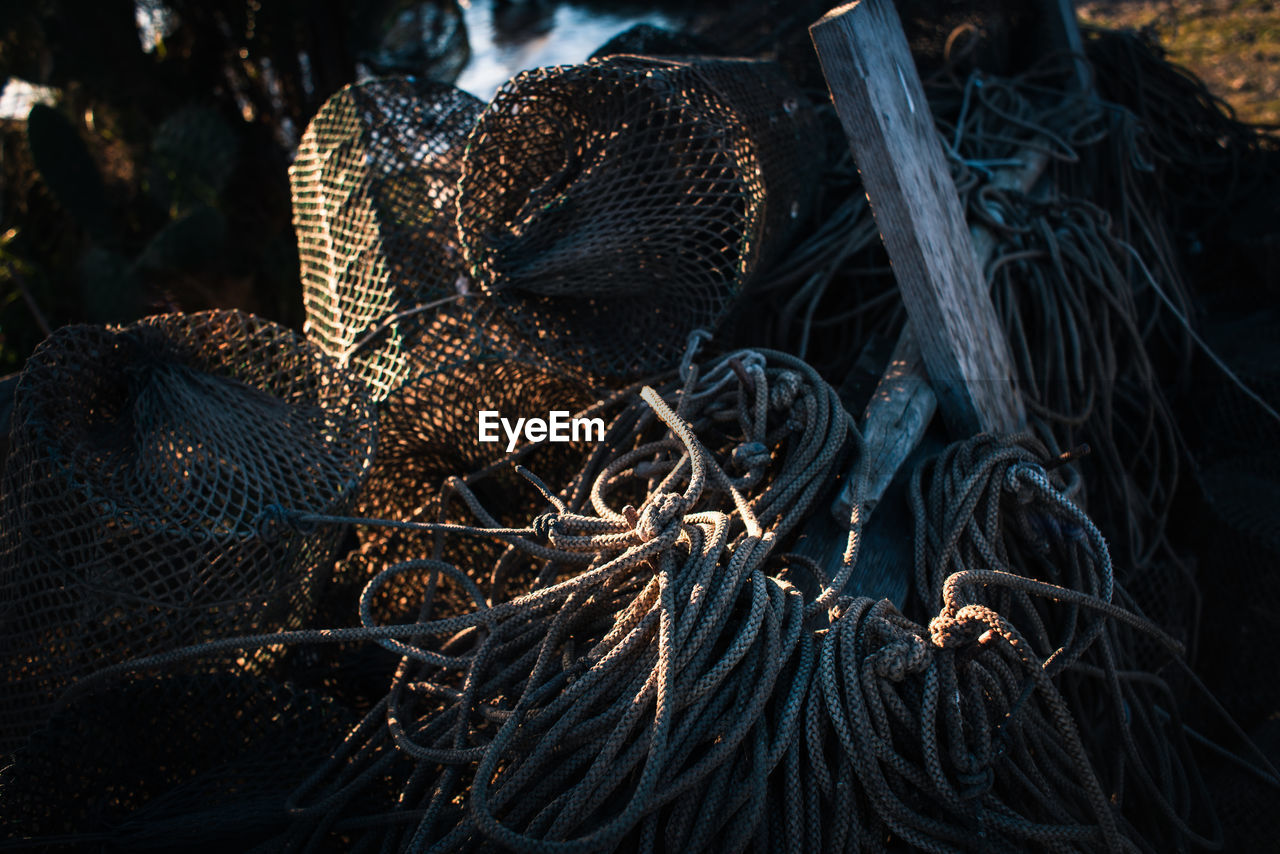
769, 369, 802, 409
827, 595, 856, 622
530, 512, 559, 541
870, 634, 931, 681
634, 492, 685, 542
928, 612, 985, 650
1006, 460, 1050, 504
255, 504, 315, 541
730, 441, 770, 474
954, 761, 995, 801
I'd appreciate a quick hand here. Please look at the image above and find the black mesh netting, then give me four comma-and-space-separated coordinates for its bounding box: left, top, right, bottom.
290, 74, 601, 611
295, 59, 822, 387
335, 355, 599, 637
291, 75, 486, 401
351, 302, 596, 523
337, 431, 601, 633
0, 309, 376, 755
456, 54, 823, 378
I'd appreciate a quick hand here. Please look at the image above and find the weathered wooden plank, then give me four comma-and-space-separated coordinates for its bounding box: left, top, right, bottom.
830, 146, 1050, 526
810, 0, 1025, 437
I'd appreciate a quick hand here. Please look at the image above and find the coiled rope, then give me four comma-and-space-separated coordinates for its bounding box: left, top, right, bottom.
36, 344, 1275, 852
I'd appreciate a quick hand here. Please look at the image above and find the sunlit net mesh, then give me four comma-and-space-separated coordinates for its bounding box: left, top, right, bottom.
291, 75, 484, 401
290, 73, 607, 631
457, 55, 823, 377
360, 352, 595, 523
0, 310, 376, 754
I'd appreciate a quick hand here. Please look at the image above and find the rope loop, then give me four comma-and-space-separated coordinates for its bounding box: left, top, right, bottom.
869, 635, 931, 681
927, 612, 985, 650
769, 369, 802, 410
529, 512, 559, 541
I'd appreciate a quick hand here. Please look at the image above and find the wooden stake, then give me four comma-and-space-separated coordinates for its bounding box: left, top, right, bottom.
810, 0, 1025, 438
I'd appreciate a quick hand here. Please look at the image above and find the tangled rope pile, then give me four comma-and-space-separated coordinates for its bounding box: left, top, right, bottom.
4, 13, 1280, 854
9, 341, 1262, 852
266, 346, 853, 851
746, 44, 1204, 641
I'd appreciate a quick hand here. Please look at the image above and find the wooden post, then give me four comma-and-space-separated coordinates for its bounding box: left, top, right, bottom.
810, 0, 1025, 438
831, 147, 1051, 523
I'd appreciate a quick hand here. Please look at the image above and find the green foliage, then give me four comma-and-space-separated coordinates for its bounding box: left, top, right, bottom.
147, 106, 239, 216
1079, 0, 1280, 125
25, 104, 112, 241
138, 204, 227, 273
1, 0, 477, 370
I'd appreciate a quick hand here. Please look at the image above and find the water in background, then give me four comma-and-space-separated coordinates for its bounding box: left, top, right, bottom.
454, 0, 673, 100
0, 1, 673, 120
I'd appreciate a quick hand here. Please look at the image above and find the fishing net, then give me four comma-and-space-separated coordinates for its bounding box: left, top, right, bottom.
57, 342, 1238, 852
291, 75, 486, 401
5, 10, 1279, 852
85, 345, 850, 851
290, 75, 600, 609
297, 59, 823, 388
0, 333, 1262, 851
353, 305, 596, 525
0, 309, 376, 755
293, 409, 613, 721
456, 55, 824, 378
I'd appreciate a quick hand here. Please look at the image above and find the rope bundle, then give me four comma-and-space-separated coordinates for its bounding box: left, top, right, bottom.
2, 347, 1257, 852
746, 50, 1202, 645
271, 347, 854, 851
4, 20, 1278, 854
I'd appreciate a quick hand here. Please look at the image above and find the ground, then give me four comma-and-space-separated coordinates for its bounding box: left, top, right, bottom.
1077, 0, 1280, 124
